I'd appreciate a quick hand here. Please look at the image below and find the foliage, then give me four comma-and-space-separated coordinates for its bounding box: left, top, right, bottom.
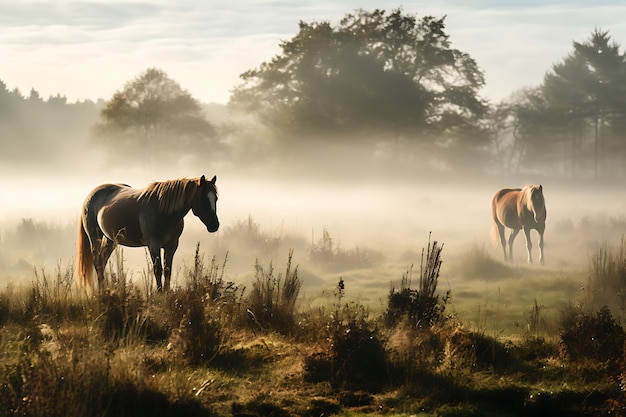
92, 68, 216, 164
586, 237, 626, 311
219, 215, 284, 258
386, 236, 449, 328
304, 279, 388, 390
231, 8, 488, 148
245, 250, 301, 334
499, 30, 626, 178
165, 246, 240, 364
0, 333, 212, 417
0, 246, 621, 416
309, 228, 383, 271
0, 80, 99, 171
88, 250, 151, 345
559, 304, 625, 363
30, 263, 76, 322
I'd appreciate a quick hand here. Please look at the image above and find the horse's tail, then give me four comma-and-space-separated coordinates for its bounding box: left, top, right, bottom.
490, 193, 502, 247
76, 216, 94, 290
491, 217, 500, 247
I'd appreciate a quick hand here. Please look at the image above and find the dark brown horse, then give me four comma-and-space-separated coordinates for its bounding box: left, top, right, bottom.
77, 176, 219, 291
491, 185, 546, 264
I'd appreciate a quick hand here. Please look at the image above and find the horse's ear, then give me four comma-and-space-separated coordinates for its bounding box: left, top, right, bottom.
197, 175, 206, 186
211, 175, 217, 184
539, 184, 543, 191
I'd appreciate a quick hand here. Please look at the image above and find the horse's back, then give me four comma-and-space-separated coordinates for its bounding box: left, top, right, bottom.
492, 188, 522, 228
82, 184, 131, 213
82, 183, 149, 246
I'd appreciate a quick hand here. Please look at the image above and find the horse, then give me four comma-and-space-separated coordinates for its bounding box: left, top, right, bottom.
491, 184, 546, 264
77, 175, 219, 292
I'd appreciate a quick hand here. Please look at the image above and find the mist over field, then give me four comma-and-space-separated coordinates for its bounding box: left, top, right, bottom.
4, 8, 626, 415
2, 147, 625, 334
2, 13, 626, 339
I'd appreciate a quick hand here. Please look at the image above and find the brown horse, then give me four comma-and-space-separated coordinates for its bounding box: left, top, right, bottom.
77, 175, 219, 292
491, 185, 546, 264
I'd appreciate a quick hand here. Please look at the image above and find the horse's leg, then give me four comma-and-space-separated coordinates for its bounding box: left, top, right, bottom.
523, 226, 533, 263
497, 224, 507, 261
163, 240, 179, 292
96, 237, 116, 288
537, 224, 545, 265
508, 229, 520, 262
148, 244, 164, 292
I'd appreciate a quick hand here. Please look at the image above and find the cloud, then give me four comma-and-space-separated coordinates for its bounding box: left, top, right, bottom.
0, 1, 625, 103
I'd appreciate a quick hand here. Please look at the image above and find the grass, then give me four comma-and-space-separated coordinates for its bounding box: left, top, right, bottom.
0, 232, 624, 416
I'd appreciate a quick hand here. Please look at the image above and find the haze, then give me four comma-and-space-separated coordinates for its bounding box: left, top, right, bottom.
2, 3, 626, 333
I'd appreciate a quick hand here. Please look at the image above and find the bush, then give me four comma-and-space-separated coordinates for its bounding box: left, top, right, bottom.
305, 301, 388, 390
164, 245, 239, 364
94, 251, 147, 344
386, 236, 449, 328
559, 304, 625, 363
221, 215, 283, 257
309, 228, 383, 271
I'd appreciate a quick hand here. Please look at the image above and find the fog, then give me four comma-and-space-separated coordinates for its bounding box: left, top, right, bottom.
2, 166, 624, 284
2, 100, 626, 334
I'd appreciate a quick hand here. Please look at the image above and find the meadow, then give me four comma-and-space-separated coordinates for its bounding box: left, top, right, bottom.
1, 176, 626, 416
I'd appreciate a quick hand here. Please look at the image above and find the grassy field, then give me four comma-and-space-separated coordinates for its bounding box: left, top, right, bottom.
1, 227, 625, 417
2, 175, 626, 416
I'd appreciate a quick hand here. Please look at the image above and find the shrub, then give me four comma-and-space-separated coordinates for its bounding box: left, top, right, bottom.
309, 228, 383, 271
221, 215, 283, 257
305, 302, 388, 390
559, 304, 625, 363
164, 245, 238, 364
386, 235, 449, 328
304, 279, 388, 390
93, 250, 147, 344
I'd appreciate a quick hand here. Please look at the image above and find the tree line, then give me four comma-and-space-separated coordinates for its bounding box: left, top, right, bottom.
2, 9, 626, 179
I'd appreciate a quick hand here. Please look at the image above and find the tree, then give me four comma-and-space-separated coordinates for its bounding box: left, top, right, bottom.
500, 30, 626, 178
230, 8, 488, 150
92, 68, 216, 163
541, 30, 626, 177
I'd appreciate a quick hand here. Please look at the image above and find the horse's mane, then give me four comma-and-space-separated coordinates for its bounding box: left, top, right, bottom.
139, 177, 204, 214
522, 184, 539, 197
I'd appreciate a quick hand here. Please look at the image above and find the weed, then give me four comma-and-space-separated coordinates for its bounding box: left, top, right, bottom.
559, 304, 625, 363
304, 278, 388, 390
587, 237, 626, 311
165, 246, 238, 364
309, 228, 383, 271
28, 261, 80, 324
386, 235, 449, 329
221, 215, 283, 257
245, 250, 301, 334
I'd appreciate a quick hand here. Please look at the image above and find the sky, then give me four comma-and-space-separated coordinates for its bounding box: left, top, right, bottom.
1, 0, 625, 105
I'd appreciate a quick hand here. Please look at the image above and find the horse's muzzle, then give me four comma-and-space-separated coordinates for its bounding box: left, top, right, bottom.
207, 221, 220, 233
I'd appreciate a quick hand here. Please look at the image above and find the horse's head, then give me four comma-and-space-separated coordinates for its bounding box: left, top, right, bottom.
192, 175, 220, 232
527, 184, 546, 223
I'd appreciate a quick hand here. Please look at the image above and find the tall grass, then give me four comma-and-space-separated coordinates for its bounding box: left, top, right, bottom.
246, 249, 301, 334
164, 243, 240, 364
587, 236, 626, 312
309, 228, 383, 271
386, 235, 449, 328
0, 234, 622, 416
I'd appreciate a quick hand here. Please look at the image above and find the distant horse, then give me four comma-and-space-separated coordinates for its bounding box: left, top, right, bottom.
77, 175, 219, 292
491, 185, 546, 264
